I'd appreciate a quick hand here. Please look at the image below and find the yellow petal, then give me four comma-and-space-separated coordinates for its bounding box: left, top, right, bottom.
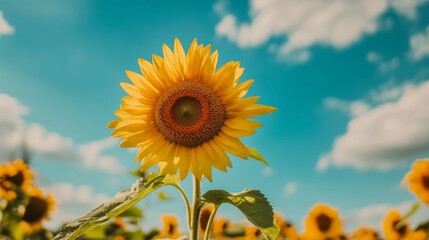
214, 133, 249, 159
120, 82, 143, 98
189, 147, 202, 180
201, 142, 227, 172
174, 38, 186, 77
209, 140, 233, 168
229, 104, 277, 118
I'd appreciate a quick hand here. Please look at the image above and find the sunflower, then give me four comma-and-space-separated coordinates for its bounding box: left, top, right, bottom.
0, 159, 35, 200
20, 188, 56, 233
108, 38, 276, 181
301, 204, 344, 240
245, 226, 263, 240
154, 214, 181, 239
405, 230, 428, 240
402, 159, 429, 205
212, 217, 229, 239
199, 204, 215, 233
274, 213, 299, 240
381, 210, 412, 240
352, 227, 380, 240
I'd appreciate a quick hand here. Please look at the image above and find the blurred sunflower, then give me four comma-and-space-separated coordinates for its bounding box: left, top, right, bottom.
402, 159, 429, 205
0, 159, 34, 200
381, 210, 411, 240
199, 204, 215, 233
301, 204, 344, 240
20, 188, 56, 233
108, 38, 276, 181
274, 213, 299, 240
245, 226, 263, 240
406, 230, 428, 240
352, 227, 380, 240
154, 214, 181, 239
212, 217, 229, 239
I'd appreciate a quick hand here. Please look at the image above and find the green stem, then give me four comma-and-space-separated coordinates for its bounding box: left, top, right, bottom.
203, 205, 219, 240
171, 184, 192, 229
190, 176, 202, 240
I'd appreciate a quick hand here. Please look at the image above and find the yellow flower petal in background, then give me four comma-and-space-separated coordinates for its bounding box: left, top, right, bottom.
0, 159, 35, 201
20, 187, 56, 233
382, 210, 411, 240
403, 159, 429, 205
301, 203, 344, 240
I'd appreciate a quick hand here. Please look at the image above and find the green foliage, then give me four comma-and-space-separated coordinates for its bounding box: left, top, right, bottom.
416, 220, 429, 231
203, 189, 279, 240
118, 206, 142, 218
53, 173, 180, 240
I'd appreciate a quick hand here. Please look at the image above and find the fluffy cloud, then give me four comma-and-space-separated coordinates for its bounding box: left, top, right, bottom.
0, 11, 14, 35
215, 0, 428, 62
409, 26, 429, 60
0, 93, 123, 174
367, 52, 382, 63
45, 183, 110, 228
324, 97, 371, 117
389, 0, 429, 20
79, 138, 125, 173
366, 52, 399, 72
319, 80, 429, 171
262, 166, 273, 176
283, 181, 298, 197
345, 201, 429, 231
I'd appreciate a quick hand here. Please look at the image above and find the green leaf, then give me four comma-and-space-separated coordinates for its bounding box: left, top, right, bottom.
157, 191, 171, 201
416, 220, 429, 231
246, 146, 269, 165
53, 173, 180, 240
121, 230, 144, 240
118, 206, 142, 218
203, 189, 279, 240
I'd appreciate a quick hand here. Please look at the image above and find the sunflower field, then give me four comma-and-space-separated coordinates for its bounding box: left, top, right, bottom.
1, 38, 429, 240
2, 1, 429, 240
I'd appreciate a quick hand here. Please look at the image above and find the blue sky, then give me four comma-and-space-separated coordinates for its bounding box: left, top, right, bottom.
1, 0, 429, 233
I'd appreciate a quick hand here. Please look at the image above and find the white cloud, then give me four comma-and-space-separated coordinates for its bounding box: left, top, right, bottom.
324, 97, 371, 117
0, 93, 124, 174
0, 11, 14, 35
319, 80, 429, 171
79, 138, 125, 174
378, 58, 400, 73
283, 182, 298, 197
366, 52, 399, 73
215, 0, 428, 62
45, 183, 110, 228
389, 0, 429, 20
367, 52, 382, 63
345, 201, 429, 231
369, 80, 415, 103
262, 166, 273, 176
213, 0, 229, 16
409, 26, 429, 60
216, 14, 238, 42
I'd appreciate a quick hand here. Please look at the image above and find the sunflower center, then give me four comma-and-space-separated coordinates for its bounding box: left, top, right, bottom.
22, 196, 48, 223
5, 171, 25, 187
155, 81, 226, 148
393, 220, 407, 236
172, 97, 202, 126
167, 223, 175, 235
199, 208, 212, 231
423, 175, 429, 189
316, 213, 332, 232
